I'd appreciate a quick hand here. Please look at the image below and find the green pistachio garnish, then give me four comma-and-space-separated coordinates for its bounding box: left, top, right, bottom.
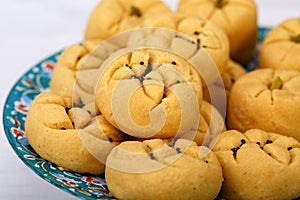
269, 76, 283, 90
129, 6, 142, 17
291, 34, 300, 43
216, 0, 228, 8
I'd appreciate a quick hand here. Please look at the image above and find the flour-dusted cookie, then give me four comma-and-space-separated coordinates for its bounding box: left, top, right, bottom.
84, 0, 172, 40
106, 139, 223, 200
95, 48, 203, 139
144, 13, 230, 75
228, 68, 300, 141
259, 18, 300, 71
25, 91, 127, 175
178, 0, 257, 65
213, 129, 300, 200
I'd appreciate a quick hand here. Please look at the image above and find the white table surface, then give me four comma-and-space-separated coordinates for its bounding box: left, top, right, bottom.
0, 0, 299, 199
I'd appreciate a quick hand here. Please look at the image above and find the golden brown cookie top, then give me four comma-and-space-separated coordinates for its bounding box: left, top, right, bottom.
107, 138, 219, 173
96, 48, 203, 139
84, 0, 172, 40
26, 91, 128, 174
259, 18, 300, 70
262, 18, 300, 45
231, 68, 300, 99
212, 129, 300, 200
178, 0, 257, 64
144, 13, 230, 74
213, 129, 300, 160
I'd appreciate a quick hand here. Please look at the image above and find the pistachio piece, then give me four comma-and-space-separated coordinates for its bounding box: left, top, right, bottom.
269, 76, 283, 90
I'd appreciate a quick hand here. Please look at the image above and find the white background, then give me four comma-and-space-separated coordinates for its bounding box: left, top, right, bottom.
0, 0, 299, 199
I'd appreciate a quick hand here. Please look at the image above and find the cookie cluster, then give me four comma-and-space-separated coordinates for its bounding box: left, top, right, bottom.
24, 0, 300, 199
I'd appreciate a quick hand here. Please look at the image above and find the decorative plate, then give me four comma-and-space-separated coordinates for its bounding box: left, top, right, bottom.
2, 27, 270, 200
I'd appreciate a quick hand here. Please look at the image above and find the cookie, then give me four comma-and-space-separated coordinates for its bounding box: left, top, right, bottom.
259, 18, 300, 71
95, 48, 203, 139
178, 0, 257, 65
143, 13, 230, 75
203, 59, 246, 104
84, 0, 172, 40
181, 100, 226, 146
50, 40, 103, 95
106, 139, 223, 200
213, 129, 300, 200
227, 68, 300, 141
25, 91, 127, 175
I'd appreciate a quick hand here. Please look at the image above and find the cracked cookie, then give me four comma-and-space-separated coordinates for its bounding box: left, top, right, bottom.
181, 100, 226, 146
106, 139, 223, 200
25, 91, 127, 175
50, 40, 106, 95
227, 68, 300, 141
259, 18, 300, 71
203, 59, 246, 111
143, 13, 230, 75
213, 129, 300, 200
84, 0, 172, 40
95, 48, 203, 139
178, 0, 257, 65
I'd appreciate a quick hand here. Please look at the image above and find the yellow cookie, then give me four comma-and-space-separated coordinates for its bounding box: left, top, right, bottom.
178, 0, 257, 65
106, 139, 223, 200
181, 100, 226, 146
84, 0, 172, 40
25, 91, 126, 175
259, 18, 300, 71
95, 48, 203, 139
144, 13, 230, 75
213, 129, 300, 200
228, 68, 300, 141
50, 40, 104, 96
203, 59, 246, 104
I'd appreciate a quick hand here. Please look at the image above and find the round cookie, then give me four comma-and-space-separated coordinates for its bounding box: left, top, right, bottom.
106, 139, 223, 200
213, 129, 300, 200
178, 0, 257, 65
50, 40, 118, 99
84, 0, 172, 40
25, 91, 127, 175
143, 13, 230, 75
227, 68, 300, 141
259, 18, 300, 71
95, 48, 203, 139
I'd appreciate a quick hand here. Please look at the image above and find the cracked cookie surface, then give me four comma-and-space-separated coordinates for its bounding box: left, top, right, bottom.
213, 129, 300, 200
259, 18, 300, 71
84, 0, 172, 40
25, 91, 127, 175
95, 48, 203, 139
178, 0, 257, 65
106, 139, 223, 200
228, 68, 300, 141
